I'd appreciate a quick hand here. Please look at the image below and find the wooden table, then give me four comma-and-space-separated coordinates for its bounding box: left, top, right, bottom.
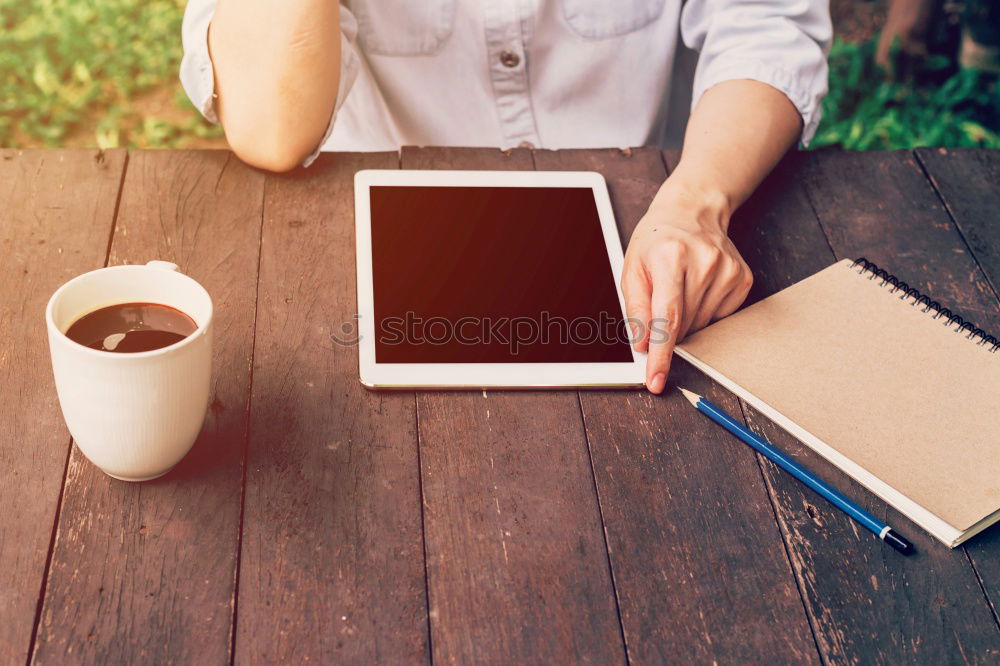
2, 146, 998, 665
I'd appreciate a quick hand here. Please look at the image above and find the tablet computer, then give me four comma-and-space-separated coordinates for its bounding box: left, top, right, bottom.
354, 169, 646, 389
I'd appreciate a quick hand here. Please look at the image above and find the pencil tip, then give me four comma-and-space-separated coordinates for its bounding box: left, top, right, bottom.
678, 388, 702, 406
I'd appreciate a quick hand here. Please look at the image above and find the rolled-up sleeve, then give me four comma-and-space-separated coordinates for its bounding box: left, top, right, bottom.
680, 0, 832, 145
180, 0, 219, 124
179, 0, 361, 167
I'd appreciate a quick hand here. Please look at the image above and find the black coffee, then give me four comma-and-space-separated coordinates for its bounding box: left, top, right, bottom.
65, 302, 198, 353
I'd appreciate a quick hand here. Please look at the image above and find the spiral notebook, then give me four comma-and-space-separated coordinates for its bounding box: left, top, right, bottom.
676, 258, 1000, 548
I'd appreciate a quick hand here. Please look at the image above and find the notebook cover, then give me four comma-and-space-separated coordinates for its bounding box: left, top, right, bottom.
677, 259, 1000, 533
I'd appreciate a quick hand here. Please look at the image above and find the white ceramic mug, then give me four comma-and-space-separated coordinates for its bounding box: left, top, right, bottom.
45, 261, 213, 481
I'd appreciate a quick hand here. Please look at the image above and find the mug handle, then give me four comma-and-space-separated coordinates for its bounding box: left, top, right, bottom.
145, 260, 180, 272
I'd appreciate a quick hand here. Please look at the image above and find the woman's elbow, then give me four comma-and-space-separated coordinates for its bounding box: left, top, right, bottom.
211, 80, 335, 172
236, 146, 304, 174
225, 126, 309, 173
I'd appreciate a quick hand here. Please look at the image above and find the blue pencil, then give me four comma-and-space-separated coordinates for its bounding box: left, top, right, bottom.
680, 388, 913, 555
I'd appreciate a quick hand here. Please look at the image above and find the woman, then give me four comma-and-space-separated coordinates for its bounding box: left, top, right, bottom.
181, 0, 831, 393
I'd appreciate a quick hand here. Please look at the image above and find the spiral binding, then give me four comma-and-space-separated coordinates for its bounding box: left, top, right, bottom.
851, 257, 999, 353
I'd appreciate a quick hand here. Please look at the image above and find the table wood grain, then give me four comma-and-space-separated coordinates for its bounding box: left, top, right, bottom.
1, 147, 997, 665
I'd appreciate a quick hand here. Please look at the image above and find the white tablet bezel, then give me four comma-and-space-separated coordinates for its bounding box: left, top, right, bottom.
354, 169, 646, 389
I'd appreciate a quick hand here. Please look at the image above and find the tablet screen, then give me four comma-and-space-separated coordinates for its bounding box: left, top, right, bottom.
370, 185, 633, 363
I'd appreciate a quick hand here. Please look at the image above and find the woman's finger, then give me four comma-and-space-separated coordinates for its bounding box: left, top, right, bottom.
645, 264, 685, 394
688, 258, 742, 332
677, 254, 718, 341
621, 262, 652, 352
706, 262, 753, 324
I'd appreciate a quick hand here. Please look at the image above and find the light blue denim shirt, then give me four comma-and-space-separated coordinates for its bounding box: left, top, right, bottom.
181, 0, 831, 166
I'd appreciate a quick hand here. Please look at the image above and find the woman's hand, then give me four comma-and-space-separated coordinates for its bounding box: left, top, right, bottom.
622, 178, 753, 394
621, 78, 805, 395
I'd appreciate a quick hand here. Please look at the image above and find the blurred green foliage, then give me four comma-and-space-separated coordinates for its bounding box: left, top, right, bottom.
0, 0, 221, 148
1, 2, 997, 150
812, 37, 1000, 149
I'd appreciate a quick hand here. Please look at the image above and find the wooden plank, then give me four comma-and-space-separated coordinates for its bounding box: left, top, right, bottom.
400, 146, 626, 664
0, 148, 126, 664
915, 148, 1000, 298
532, 147, 821, 663
741, 149, 1000, 663
234, 152, 430, 664
31, 150, 265, 664
915, 147, 1000, 627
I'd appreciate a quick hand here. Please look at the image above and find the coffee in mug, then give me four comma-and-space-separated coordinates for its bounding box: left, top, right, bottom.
66, 302, 198, 353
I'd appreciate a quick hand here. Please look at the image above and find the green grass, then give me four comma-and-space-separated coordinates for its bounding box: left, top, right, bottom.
0, 0, 221, 148
812, 37, 1000, 149
1, 2, 997, 150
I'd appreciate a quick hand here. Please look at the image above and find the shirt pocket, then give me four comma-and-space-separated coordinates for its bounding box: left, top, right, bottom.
348, 0, 456, 56
560, 0, 666, 39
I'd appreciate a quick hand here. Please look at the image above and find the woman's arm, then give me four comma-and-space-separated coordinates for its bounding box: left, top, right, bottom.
622, 79, 802, 394
209, 0, 341, 171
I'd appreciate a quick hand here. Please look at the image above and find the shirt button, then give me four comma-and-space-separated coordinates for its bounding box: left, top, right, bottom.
499, 50, 521, 68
